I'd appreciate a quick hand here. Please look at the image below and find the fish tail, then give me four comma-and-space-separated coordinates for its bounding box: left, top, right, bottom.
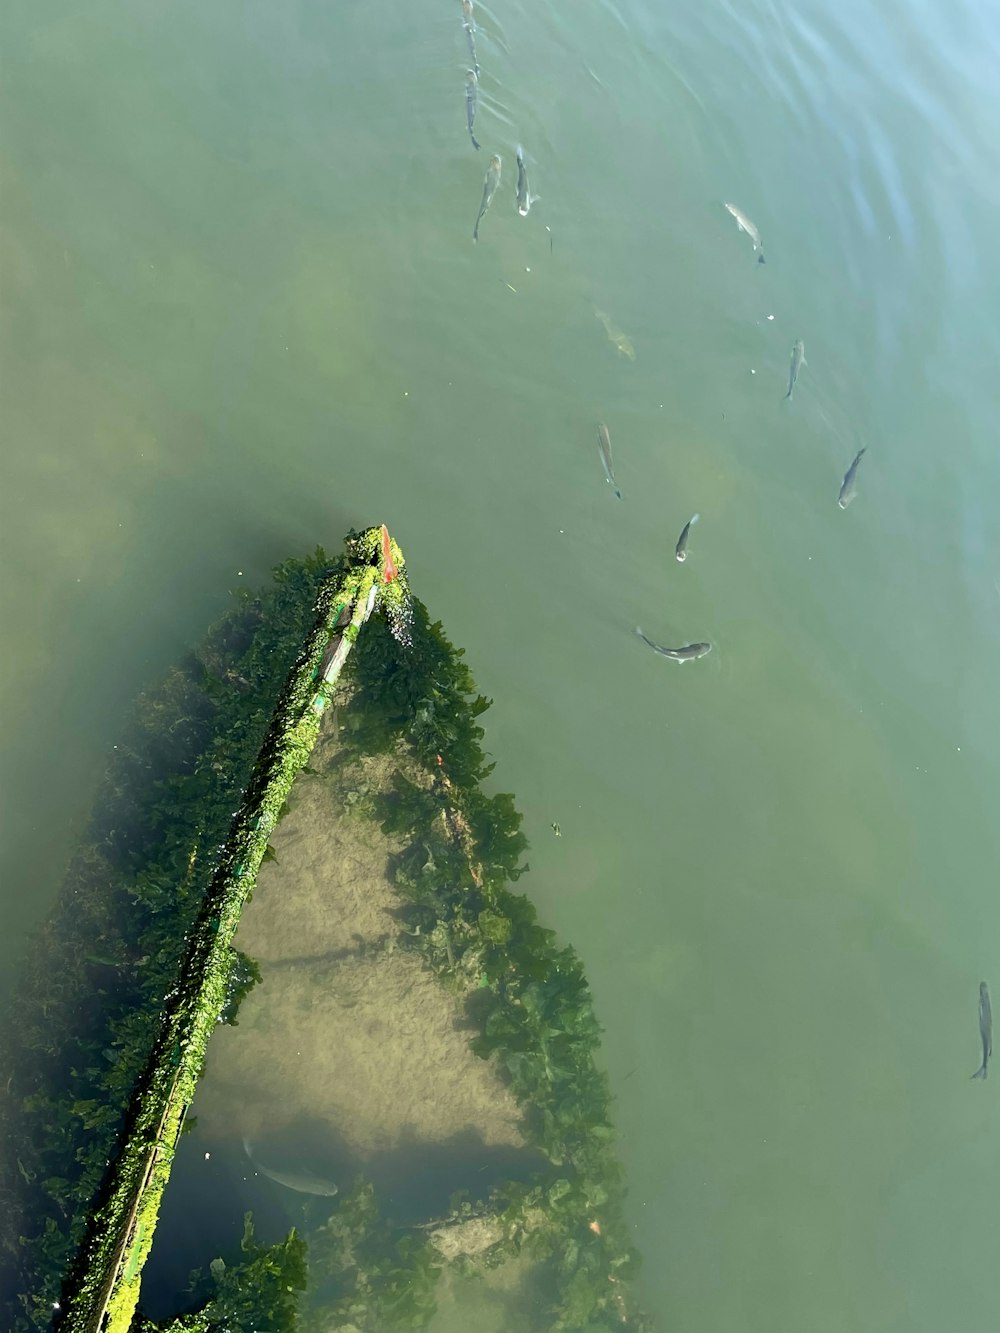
757, 253, 765, 264
971, 1063, 988, 1079
516, 143, 524, 164
784, 387, 793, 401
614, 488, 623, 500
470, 132, 481, 150
690, 513, 700, 525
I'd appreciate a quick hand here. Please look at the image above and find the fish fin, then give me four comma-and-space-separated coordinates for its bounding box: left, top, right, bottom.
757, 254, 765, 264
971, 1063, 988, 1080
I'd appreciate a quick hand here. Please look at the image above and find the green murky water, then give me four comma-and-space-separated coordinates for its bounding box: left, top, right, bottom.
4, 0, 1000, 1327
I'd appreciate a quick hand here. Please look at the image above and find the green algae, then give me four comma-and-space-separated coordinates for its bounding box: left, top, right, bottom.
1, 528, 650, 1333
0, 531, 404, 1332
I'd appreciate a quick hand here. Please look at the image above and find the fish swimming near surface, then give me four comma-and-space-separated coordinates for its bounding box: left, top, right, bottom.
723, 202, 765, 263
473, 154, 501, 241
462, 0, 480, 75
785, 340, 806, 400
675, 513, 700, 562
596, 423, 622, 499
837, 448, 867, 509
242, 1138, 339, 1197
972, 981, 992, 1080
634, 626, 711, 663
465, 70, 480, 150
515, 144, 536, 216
594, 308, 635, 360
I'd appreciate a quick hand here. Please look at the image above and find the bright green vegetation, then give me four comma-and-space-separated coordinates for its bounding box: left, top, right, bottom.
0, 532, 391, 1331
0, 534, 650, 1333
0, 547, 330, 1329
134, 1216, 308, 1333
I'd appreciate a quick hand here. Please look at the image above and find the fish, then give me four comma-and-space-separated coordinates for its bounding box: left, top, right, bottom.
465, 70, 480, 151
675, 513, 700, 562
594, 308, 635, 360
473, 154, 501, 241
242, 1138, 339, 1197
972, 981, 992, 1080
634, 626, 711, 663
596, 423, 622, 499
515, 145, 536, 216
462, 0, 479, 75
837, 448, 867, 509
723, 202, 765, 263
784, 340, 806, 400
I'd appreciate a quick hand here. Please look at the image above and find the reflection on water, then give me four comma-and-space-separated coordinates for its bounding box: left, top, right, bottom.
4, 0, 1000, 1327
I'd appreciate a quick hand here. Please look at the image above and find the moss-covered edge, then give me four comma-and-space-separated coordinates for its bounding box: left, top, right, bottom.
54, 527, 409, 1333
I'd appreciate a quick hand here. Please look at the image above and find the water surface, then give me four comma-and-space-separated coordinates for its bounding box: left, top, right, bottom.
3, 0, 1000, 1327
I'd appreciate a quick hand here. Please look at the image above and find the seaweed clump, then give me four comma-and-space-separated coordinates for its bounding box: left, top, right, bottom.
0, 533, 652, 1333
0, 549, 338, 1332
337, 603, 651, 1332
135, 1215, 307, 1333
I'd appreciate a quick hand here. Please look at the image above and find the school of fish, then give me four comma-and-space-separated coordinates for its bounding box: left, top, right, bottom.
454, 6, 988, 1066
455, 3, 867, 666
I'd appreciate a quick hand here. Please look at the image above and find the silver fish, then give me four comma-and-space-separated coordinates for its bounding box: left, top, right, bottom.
675, 513, 700, 562
465, 70, 480, 151
634, 626, 711, 663
515, 145, 535, 216
972, 981, 992, 1080
242, 1138, 339, 1196
837, 448, 867, 509
597, 423, 622, 499
723, 202, 765, 263
462, 0, 480, 75
473, 154, 501, 241
594, 308, 635, 360
785, 340, 806, 400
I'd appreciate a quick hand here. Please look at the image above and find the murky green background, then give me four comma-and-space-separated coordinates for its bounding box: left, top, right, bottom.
4, 0, 1000, 1327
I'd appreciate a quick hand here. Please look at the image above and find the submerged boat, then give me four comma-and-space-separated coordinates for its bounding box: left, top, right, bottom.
0, 527, 650, 1333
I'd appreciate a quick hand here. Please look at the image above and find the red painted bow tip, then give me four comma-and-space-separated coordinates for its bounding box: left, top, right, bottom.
380, 524, 398, 582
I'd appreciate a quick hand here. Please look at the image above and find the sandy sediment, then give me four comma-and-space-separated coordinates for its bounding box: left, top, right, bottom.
194, 699, 527, 1177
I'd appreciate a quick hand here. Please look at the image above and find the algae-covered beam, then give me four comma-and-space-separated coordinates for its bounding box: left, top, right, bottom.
53, 527, 407, 1333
